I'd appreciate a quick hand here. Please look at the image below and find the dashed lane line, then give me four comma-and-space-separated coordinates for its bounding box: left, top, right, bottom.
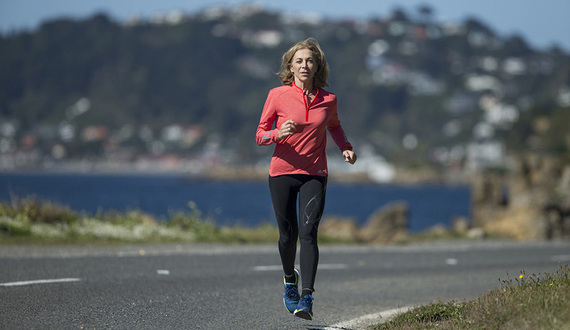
0, 278, 81, 287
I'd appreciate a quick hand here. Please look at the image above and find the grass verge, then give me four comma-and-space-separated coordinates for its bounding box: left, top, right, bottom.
0, 196, 280, 244
371, 265, 570, 329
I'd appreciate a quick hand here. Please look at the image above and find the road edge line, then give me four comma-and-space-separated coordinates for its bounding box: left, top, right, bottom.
328, 306, 413, 329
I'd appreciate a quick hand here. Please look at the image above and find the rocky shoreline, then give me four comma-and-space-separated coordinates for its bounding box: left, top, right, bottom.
319, 153, 570, 243
470, 153, 570, 241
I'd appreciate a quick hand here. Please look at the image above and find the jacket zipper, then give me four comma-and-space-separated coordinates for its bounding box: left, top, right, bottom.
294, 83, 319, 122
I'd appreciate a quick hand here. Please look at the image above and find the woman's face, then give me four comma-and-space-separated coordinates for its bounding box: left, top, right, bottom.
290, 48, 316, 86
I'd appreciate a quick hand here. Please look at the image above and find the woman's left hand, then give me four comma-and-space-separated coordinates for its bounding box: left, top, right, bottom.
342, 150, 357, 165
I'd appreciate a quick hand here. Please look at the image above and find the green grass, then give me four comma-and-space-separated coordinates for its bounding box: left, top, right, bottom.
371, 265, 570, 329
0, 196, 280, 244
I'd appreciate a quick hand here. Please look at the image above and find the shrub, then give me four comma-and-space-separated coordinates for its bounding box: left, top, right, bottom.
0, 196, 79, 224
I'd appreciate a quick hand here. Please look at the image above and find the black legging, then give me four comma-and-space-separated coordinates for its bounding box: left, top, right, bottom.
268, 174, 327, 293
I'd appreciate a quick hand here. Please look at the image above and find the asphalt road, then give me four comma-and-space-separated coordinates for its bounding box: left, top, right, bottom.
1, 240, 569, 329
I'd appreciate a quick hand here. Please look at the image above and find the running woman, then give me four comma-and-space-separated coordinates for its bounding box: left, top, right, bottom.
255, 38, 357, 320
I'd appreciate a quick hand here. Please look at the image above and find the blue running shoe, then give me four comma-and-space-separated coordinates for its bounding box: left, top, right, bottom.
294, 294, 314, 320
283, 269, 300, 313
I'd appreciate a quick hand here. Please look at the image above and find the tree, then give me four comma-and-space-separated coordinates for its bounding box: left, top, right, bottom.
417, 4, 435, 24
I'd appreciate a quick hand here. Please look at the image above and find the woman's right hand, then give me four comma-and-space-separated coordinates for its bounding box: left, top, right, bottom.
278, 119, 297, 140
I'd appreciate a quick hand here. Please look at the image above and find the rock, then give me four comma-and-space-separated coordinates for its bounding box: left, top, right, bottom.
471, 173, 509, 228
451, 216, 469, 234
319, 217, 360, 241
359, 201, 409, 243
467, 227, 485, 239
425, 224, 448, 236
470, 153, 570, 241
559, 165, 570, 195
481, 202, 545, 240
544, 203, 570, 240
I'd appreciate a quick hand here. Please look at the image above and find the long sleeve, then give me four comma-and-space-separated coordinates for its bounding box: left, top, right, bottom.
256, 90, 280, 146
327, 101, 353, 152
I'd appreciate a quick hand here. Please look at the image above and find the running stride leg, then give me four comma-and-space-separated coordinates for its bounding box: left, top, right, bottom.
268, 175, 300, 276
297, 175, 327, 295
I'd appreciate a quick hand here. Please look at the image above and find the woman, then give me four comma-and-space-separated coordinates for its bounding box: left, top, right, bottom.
256, 38, 357, 320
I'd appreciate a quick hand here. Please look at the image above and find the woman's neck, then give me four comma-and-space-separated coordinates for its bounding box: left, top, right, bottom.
294, 79, 315, 94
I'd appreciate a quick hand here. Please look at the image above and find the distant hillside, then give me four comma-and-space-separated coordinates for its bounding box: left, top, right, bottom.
1, 4, 569, 175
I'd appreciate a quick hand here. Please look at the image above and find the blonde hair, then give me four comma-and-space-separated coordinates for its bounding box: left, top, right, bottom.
278, 38, 329, 88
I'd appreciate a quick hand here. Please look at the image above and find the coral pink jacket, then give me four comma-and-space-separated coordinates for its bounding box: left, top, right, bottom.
256, 83, 352, 177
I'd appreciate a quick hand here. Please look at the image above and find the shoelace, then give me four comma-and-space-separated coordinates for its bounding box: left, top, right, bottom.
285, 284, 299, 299
298, 295, 313, 307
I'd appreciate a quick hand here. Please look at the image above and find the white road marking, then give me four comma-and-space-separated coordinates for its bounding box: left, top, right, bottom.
446, 258, 458, 265
0, 278, 81, 287
253, 265, 282, 272
253, 263, 348, 272
326, 306, 413, 329
157, 270, 170, 275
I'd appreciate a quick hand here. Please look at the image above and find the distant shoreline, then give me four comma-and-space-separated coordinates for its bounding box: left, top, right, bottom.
0, 166, 471, 187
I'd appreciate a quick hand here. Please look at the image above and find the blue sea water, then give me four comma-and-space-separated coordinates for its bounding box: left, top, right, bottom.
0, 172, 470, 233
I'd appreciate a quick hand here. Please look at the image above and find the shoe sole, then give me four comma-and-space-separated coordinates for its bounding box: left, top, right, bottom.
283, 298, 298, 313
294, 309, 312, 320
